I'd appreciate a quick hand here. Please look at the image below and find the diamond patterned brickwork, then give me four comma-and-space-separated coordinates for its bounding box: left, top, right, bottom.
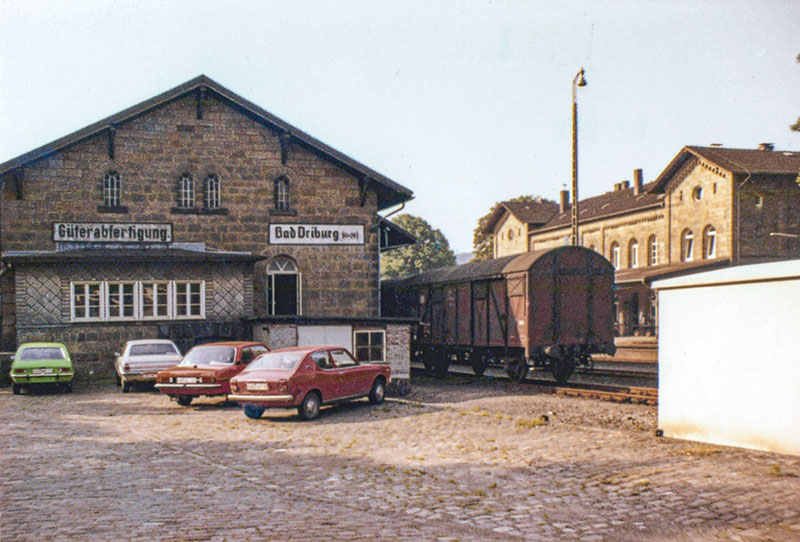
16, 267, 62, 325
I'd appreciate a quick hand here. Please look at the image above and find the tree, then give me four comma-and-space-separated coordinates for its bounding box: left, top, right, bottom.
472, 195, 554, 261
792, 53, 800, 132
381, 214, 456, 279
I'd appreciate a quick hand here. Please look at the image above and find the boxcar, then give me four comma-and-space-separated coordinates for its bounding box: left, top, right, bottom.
381, 246, 616, 384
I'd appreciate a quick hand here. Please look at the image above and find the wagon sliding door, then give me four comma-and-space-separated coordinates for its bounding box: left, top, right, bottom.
530, 249, 613, 347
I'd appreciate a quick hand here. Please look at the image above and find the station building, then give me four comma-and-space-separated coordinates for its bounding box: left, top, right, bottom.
486, 144, 800, 339
0, 75, 416, 389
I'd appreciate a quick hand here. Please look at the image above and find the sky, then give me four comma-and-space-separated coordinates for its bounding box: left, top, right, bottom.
1, 0, 799, 254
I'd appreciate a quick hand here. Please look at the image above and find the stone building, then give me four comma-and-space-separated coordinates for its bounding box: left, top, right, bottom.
486, 144, 800, 337
0, 75, 416, 389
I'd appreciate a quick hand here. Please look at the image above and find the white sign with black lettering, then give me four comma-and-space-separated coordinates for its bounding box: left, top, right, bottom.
53, 223, 172, 243
269, 224, 364, 245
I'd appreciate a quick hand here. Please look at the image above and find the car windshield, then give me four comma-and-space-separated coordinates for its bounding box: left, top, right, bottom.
179, 346, 236, 366
129, 343, 178, 356
19, 347, 65, 361
246, 351, 304, 371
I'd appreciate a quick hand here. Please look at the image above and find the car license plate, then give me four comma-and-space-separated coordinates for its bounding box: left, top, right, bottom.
32, 368, 53, 374
141, 373, 157, 379
177, 377, 197, 384
248, 383, 269, 391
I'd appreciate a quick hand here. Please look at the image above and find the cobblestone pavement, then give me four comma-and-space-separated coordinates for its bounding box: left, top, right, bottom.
2, 378, 799, 541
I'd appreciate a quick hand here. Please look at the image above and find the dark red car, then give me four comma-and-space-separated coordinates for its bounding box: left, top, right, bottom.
155, 341, 268, 406
228, 345, 391, 420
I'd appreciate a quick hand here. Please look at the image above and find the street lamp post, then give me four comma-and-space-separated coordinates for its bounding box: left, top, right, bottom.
571, 67, 587, 246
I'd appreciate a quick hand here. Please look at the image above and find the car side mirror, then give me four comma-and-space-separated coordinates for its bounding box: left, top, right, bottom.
114, 352, 120, 357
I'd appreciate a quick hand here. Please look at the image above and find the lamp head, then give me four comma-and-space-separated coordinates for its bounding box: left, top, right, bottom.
577, 68, 587, 87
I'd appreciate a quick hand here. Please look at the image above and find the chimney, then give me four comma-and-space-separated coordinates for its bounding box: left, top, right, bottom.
613, 182, 621, 192
633, 169, 643, 195
621, 181, 630, 190
559, 190, 569, 213
758, 142, 774, 151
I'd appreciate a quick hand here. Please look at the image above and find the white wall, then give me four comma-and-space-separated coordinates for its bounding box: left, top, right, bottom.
656, 267, 800, 456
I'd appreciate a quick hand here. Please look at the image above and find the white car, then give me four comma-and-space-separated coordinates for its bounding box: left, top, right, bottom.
115, 339, 183, 392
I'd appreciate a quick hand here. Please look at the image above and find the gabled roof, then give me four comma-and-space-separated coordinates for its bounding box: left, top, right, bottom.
534, 182, 663, 232
482, 200, 559, 233
648, 146, 800, 194
0, 75, 413, 210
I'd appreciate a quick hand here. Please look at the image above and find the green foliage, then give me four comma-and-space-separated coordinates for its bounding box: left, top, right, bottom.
380, 214, 456, 279
472, 195, 554, 262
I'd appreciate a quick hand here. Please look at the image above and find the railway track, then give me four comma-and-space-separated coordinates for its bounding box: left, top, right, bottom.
410, 362, 658, 406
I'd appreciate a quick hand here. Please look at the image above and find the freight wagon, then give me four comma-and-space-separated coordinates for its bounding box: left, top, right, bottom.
381, 246, 617, 384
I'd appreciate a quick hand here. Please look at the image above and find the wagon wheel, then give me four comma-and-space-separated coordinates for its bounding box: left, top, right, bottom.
505, 358, 528, 383
552, 358, 576, 386
422, 348, 435, 374
433, 361, 450, 379
470, 353, 488, 377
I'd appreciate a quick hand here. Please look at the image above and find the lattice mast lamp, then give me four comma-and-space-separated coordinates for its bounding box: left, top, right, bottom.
571, 68, 587, 246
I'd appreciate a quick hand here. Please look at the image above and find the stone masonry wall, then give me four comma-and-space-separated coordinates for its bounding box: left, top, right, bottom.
385, 323, 411, 395
494, 213, 528, 258
0, 93, 381, 323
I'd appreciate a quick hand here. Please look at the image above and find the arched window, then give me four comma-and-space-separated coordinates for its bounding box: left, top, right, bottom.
178, 173, 195, 208
274, 176, 290, 211
266, 257, 301, 315
204, 174, 220, 209
703, 225, 716, 259
681, 229, 694, 262
647, 235, 658, 266
103, 171, 121, 207
628, 239, 639, 269
610, 242, 620, 270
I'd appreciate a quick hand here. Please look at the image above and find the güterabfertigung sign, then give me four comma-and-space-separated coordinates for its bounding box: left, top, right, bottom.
269, 224, 364, 245
53, 223, 173, 243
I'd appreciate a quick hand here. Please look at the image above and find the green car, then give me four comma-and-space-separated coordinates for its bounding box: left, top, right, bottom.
11, 342, 74, 394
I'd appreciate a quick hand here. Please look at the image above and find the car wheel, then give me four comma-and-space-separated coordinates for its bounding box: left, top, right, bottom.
298, 392, 321, 421
12, 383, 20, 395
176, 395, 193, 407
121, 380, 131, 393
243, 405, 265, 419
368, 378, 386, 404
64, 382, 73, 394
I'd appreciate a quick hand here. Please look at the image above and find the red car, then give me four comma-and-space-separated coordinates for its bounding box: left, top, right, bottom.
155, 341, 269, 406
228, 345, 391, 420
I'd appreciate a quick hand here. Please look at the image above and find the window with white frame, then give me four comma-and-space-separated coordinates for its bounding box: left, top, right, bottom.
107, 282, 136, 319
204, 174, 220, 209
628, 239, 639, 269
103, 171, 121, 207
141, 282, 170, 319
703, 225, 716, 259
610, 242, 620, 270
266, 257, 301, 315
178, 173, 195, 208
681, 230, 694, 262
175, 281, 203, 317
70, 280, 205, 321
72, 282, 102, 320
354, 330, 385, 362
648, 235, 658, 266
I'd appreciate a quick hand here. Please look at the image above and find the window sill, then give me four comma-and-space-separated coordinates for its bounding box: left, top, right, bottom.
170, 207, 230, 215
268, 208, 298, 216
97, 205, 129, 214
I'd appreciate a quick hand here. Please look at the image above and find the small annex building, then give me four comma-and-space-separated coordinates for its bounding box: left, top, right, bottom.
0, 75, 416, 391
653, 260, 800, 456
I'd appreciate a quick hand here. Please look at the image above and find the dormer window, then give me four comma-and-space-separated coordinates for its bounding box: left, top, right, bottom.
178, 173, 195, 208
